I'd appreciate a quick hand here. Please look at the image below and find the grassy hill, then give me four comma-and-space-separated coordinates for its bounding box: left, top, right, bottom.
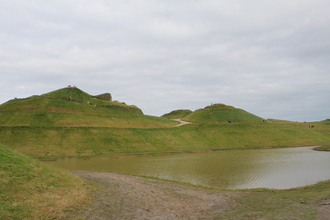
0, 89, 329, 157
182, 103, 264, 124
161, 109, 193, 119
0, 144, 89, 219
0, 87, 177, 128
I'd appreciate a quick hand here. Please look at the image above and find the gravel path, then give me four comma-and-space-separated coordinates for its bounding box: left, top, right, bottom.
70, 170, 241, 219
172, 119, 192, 127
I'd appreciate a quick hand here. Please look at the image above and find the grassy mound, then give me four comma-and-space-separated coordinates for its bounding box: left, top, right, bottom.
0, 88, 176, 128
161, 109, 193, 119
183, 103, 264, 124
321, 119, 330, 124
0, 144, 89, 219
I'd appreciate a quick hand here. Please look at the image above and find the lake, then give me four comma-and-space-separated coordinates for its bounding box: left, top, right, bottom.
46, 146, 330, 189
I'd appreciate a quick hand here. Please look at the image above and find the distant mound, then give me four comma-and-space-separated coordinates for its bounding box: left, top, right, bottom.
42, 87, 94, 102
161, 109, 193, 119
93, 93, 112, 101
321, 119, 330, 124
0, 144, 88, 219
183, 103, 264, 124
0, 87, 176, 128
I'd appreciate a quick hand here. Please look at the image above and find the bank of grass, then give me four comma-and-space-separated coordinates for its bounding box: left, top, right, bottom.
215, 179, 330, 220
313, 144, 330, 151
0, 110, 177, 128
0, 121, 329, 157
0, 144, 90, 219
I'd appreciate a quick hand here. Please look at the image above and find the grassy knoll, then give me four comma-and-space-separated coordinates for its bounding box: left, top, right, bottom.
0, 91, 177, 128
161, 109, 193, 119
0, 144, 90, 219
1, 122, 329, 157
183, 103, 264, 124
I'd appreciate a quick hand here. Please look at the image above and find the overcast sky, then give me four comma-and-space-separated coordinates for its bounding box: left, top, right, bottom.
1, 0, 329, 121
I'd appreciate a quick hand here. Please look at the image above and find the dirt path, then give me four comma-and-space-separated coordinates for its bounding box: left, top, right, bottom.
70, 170, 242, 219
172, 119, 192, 127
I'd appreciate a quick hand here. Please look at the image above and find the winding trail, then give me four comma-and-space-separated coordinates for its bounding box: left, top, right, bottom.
172, 119, 193, 127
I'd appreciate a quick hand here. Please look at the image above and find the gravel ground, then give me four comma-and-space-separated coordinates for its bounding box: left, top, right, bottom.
69, 170, 330, 220
69, 170, 241, 219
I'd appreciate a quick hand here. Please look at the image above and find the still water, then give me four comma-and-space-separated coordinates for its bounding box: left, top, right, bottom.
46, 147, 330, 189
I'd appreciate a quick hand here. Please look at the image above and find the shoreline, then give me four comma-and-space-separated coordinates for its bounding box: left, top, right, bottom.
69, 170, 330, 219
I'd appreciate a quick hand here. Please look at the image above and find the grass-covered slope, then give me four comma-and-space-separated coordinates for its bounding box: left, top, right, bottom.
183, 103, 264, 124
161, 109, 193, 119
0, 87, 177, 128
0, 144, 89, 219
1, 122, 329, 157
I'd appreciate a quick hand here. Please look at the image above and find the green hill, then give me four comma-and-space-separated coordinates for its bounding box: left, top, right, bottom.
0, 144, 89, 219
0, 87, 177, 128
183, 103, 264, 124
161, 109, 193, 119
0, 89, 329, 157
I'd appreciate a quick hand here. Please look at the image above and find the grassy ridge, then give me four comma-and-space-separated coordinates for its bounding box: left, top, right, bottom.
0, 144, 89, 219
1, 122, 329, 157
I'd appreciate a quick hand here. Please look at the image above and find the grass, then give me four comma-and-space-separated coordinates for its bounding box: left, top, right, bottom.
0, 122, 329, 157
161, 109, 193, 119
183, 103, 264, 124
215, 180, 330, 219
0, 95, 177, 128
313, 144, 330, 151
0, 144, 90, 219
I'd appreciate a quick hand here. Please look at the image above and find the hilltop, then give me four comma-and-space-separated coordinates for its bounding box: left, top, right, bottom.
0, 87, 177, 128
161, 109, 193, 119
167, 103, 265, 124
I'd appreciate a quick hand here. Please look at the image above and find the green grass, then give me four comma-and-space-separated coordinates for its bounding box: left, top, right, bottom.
215, 179, 330, 220
0, 144, 90, 219
183, 103, 264, 124
313, 144, 330, 151
1, 122, 329, 157
161, 109, 193, 119
2, 89, 143, 115
0, 95, 177, 128
1, 88, 330, 219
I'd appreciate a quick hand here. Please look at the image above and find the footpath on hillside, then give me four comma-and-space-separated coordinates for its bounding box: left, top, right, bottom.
172, 119, 193, 126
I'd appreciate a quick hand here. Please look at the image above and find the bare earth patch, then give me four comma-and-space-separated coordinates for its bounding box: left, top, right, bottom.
70, 170, 241, 219
69, 170, 330, 220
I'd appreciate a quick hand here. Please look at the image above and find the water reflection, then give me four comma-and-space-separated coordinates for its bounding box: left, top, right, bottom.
46, 147, 330, 189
